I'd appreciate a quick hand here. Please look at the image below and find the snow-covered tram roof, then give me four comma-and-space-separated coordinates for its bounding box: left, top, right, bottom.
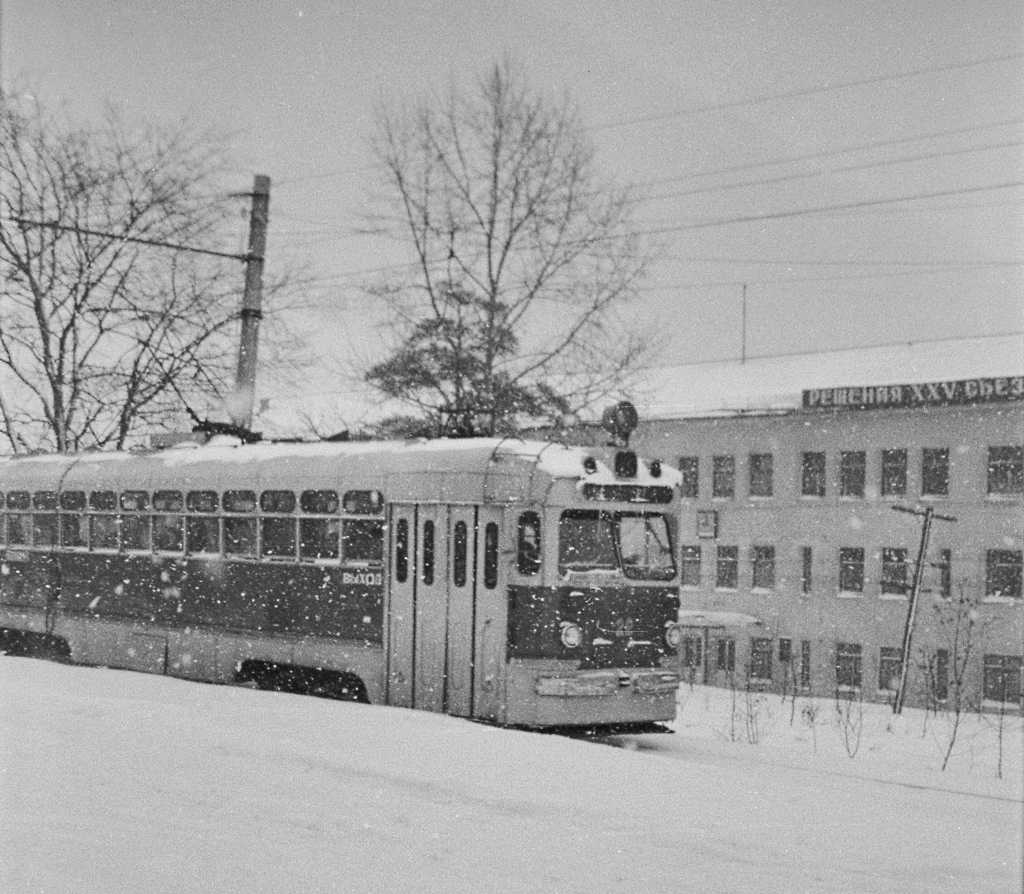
0, 437, 679, 505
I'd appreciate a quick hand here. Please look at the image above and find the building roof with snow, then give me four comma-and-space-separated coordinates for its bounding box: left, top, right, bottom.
634, 334, 1024, 420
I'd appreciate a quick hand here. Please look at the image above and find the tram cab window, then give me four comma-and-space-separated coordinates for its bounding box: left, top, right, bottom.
617, 514, 676, 581
558, 510, 616, 575
517, 512, 542, 576
59, 491, 87, 549
153, 490, 184, 553
32, 492, 58, 547
89, 491, 119, 551
121, 491, 151, 551
557, 510, 676, 580
186, 491, 220, 554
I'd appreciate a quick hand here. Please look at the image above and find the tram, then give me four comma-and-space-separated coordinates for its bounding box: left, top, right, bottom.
0, 435, 683, 730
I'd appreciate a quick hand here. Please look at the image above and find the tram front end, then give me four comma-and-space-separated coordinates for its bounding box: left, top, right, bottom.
501, 446, 683, 732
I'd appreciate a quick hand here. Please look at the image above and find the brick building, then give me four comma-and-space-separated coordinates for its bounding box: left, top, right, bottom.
571, 337, 1024, 710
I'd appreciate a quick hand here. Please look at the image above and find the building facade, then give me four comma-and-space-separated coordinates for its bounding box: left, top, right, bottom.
624, 374, 1024, 711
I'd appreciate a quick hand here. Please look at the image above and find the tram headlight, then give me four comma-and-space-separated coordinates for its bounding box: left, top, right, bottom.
664, 622, 683, 649
560, 621, 583, 649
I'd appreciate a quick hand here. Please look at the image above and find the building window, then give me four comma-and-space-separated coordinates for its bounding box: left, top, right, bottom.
749, 453, 773, 497
800, 640, 812, 689
678, 456, 699, 498
712, 455, 735, 499
935, 549, 951, 599
983, 655, 1022, 704
801, 546, 813, 594
880, 548, 909, 596
749, 638, 773, 681
717, 638, 736, 673
801, 452, 826, 497
751, 545, 775, 590
680, 545, 701, 587
921, 448, 949, 497
840, 451, 866, 498
835, 642, 863, 690
839, 548, 865, 593
931, 649, 949, 702
878, 647, 903, 692
881, 449, 907, 497
683, 636, 703, 672
778, 638, 792, 664
716, 545, 738, 589
988, 446, 1024, 496
986, 549, 1022, 599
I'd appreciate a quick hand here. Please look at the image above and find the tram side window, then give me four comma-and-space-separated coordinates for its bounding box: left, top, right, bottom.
342, 518, 383, 565
299, 490, 340, 560
260, 490, 296, 559
60, 491, 87, 548
484, 522, 499, 589
223, 490, 257, 557
89, 491, 118, 550
517, 512, 541, 576
153, 490, 184, 552
32, 491, 58, 547
186, 490, 220, 554
121, 491, 151, 551
300, 518, 340, 560
6, 491, 31, 545
0, 491, 5, 544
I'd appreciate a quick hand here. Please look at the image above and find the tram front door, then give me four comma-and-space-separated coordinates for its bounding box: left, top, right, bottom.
385, 503, 505, 719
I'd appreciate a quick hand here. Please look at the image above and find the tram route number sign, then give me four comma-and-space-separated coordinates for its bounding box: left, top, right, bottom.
803, 375, 1024, 412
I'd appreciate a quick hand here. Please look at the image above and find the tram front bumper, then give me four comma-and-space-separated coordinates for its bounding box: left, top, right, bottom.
535, 669, 681, 697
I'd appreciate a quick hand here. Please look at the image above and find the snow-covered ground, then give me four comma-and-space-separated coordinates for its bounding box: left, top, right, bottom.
1, 656, 1020, 893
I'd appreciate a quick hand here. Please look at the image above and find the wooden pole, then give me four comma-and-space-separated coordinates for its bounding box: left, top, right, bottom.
892, 504, 957, 714
230, 174, 270, 431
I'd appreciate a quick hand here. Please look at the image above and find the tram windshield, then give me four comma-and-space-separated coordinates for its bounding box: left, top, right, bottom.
558, 510, 676, 581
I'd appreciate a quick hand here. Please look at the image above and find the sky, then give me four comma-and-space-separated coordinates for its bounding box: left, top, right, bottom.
1, 655, 1020, 893
3, 1, 1023, 430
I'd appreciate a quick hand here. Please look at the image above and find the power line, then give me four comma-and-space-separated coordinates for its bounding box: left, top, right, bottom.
4, 216, 250, 261
628, 118, 1024, 192
634, 180, 1024, 237
592, 52, 1024, 132
636, 140, 1024, 206
635, 331, 1024, 373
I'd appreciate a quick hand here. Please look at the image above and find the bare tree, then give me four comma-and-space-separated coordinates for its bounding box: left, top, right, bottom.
0, 91, 284, 452
918, 581, 988, 771
363, 60, 654, 437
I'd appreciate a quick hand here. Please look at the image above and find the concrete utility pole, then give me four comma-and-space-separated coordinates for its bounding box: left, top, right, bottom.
230, 174, 270, 431
891, 504, 957, 714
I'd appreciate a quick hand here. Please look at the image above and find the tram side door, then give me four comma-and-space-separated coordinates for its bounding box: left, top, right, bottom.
443, 505, 477, 717
385, 504, 417, 709
385, 503, 489, 717
471, 505, 508, 724
412, 503, 449, 712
